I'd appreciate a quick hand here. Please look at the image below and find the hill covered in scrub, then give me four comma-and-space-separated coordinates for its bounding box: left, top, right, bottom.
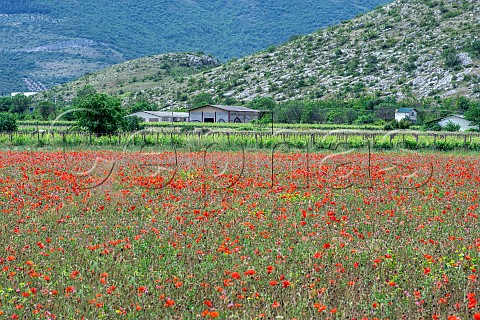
46, 52, 221, 102
116, 0, 478, 107
0, 0, 391, 93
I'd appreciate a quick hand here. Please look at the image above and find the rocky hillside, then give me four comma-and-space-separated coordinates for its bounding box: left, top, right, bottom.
138, 0, 478, 107
1, 0, 390, 92
46, 53, 220, 102
48, 0, 480, 108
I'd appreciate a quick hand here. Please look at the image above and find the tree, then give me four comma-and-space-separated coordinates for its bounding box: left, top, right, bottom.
455, 96, 471, 112
0, 97, 12, 112
123, 115, 144, 132
384, 119, 411, 130
465, 103, 480, 128
222, 97, 240, 106
398, 118, 411, 129
10, 93, 32, 113
355, 113, 376, 124
275, 100, 304, 123
38, 101, 56, 120
442, 121, 461, 132
443, 49, 462, 69
247, 97, 276, 110
190, 93, 214, 108
71, 85, 98, 107
77, 85, 97, 98
0, 113, 17, 132
75, 93, 125, 134
257, 112, 272, 124
328, 110, 346, 124
344, 109, 359, 124
129, 102, 158, 114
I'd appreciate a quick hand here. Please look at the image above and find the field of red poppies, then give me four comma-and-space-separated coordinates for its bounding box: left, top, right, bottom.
0, 149, 479, 319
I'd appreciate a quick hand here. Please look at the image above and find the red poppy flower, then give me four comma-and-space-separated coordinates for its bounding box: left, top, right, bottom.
231, 272, 241, 279
164, 298, 175, 307
244, 269, 255, 276
204, 300, 213, 308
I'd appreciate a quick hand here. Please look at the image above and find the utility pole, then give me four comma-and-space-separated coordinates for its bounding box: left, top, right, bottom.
271, 110, 274, 135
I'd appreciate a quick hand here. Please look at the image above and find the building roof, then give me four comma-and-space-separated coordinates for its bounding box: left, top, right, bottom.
395, 108, 417, 113
188, 104, 259, 112
129, 111, 189, 118
11, 92, 38, 97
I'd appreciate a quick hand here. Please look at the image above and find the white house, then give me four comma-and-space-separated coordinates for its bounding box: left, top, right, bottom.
437, 114, 478, 132
395, 108, 418, 122
128, 111, 189, 122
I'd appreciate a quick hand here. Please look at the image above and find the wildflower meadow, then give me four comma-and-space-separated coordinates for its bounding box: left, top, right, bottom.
0, 147, 479, 319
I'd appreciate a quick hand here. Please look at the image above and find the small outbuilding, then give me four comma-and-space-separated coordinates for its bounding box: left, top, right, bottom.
437, 114, 478, 132
128, 111, 189, 122
395, 108, 418, 123
188, 105, 259, 123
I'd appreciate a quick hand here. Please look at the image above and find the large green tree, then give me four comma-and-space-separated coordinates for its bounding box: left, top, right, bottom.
0, 113, 18, 132
122, 115, 144, 132
0, 97, 12, 112
37, 101, 56, 120
247, 97, 276, 110
129, 101, 158, 114
10, 94, 32, 114
190, 93, 214, 108
75, 93, 125, 134
465, 102, 480, 128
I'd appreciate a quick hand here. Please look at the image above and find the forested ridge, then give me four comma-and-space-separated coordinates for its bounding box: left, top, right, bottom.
0, 0, 50, 14
0, 0, 391, 92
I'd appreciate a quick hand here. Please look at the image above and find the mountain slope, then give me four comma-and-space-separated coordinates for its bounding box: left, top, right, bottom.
46, 52, 220, 103
131, 0, 478, 106
0, 0, 391, 93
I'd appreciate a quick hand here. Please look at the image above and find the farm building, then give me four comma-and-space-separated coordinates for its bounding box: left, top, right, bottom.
436, 114, 478, 132
128, 111, 189, 122
11, 92, 38, 97
395, 108, 418, 123
189, 105, 259, 123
